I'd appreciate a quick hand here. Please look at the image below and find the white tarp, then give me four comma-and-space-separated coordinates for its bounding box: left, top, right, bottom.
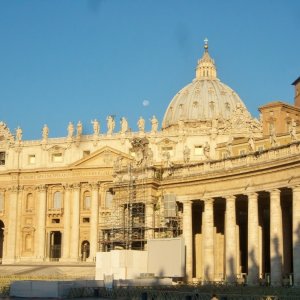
147, 237, 185, 277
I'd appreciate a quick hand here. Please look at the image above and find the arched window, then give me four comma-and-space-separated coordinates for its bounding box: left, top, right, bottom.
0, 194, 4, 211
26, 193, 34, 211
83, 191, 91, 210
53, 191, 62, 209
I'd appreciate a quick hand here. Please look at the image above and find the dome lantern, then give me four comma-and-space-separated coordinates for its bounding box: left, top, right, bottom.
195, 38, 217, 80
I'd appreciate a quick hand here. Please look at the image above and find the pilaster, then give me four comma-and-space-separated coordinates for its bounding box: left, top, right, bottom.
5, 186, 20, 263
89, 182, 99, 262
70, 183, 80, 261
36, 185, 47, 261
62, 184, 72, 260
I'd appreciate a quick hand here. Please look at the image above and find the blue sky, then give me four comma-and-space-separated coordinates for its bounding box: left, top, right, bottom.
0, 0, 299, 140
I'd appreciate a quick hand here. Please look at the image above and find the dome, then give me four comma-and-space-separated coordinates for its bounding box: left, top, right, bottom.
162, 40, 249, 130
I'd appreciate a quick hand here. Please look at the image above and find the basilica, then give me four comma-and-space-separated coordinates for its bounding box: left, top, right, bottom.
0, 41, 299, 286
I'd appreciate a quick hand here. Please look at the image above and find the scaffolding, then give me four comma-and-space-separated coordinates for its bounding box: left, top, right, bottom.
99, 138, 182, 252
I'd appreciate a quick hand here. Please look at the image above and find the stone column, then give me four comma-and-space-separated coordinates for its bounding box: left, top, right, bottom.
270, 189, 283, 286
70, 183, 80, 261
5, 186, 19, 263
293, 185, 300, 286
89, 182, 99, 262
62, 184, 71, 260
182, 199, 193, 281
145, 200, 154, 241
225, 195, 237, 282
247, 192, 259, 285
203, 198, 214, 281
36, 185, 47, 261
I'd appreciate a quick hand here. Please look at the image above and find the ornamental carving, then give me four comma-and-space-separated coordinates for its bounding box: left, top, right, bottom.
0, 121, 14, 145
223, 103, 262, 134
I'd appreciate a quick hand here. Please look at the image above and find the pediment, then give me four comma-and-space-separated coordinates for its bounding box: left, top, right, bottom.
71, 146, 133, 168
156, 138, 178, 147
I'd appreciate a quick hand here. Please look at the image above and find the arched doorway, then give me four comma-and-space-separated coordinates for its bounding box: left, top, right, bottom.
0, 220, 4, 264
81, 240, 90, 261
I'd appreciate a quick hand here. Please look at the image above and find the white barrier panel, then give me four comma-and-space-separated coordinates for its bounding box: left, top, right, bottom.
96, 249, 148, 280
147, 237, 185, 277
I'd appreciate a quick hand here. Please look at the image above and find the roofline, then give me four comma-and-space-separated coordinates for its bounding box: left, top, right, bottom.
292, 76, 300, 85
259, 101, 300, 113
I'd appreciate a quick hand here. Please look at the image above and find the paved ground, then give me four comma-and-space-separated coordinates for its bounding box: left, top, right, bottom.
0, 263, 96, 279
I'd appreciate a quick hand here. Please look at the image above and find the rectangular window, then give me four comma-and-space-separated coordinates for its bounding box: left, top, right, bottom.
52, 218, 60, 223
28, 154, 36, 164
0, 152, 5, 165
52, 153, 63, 163
194, 146, 203, 156
162, 146, 174, 156
257, 146, 264, 152
105, 190, 114, 208
83, 150, 90, 158
83, 217, 90, 223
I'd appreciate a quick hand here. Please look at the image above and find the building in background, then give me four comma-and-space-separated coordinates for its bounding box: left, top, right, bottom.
0, 41, 299, 286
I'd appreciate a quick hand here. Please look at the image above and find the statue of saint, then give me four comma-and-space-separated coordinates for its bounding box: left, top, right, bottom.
289, 119, 297, 141
120, 117, 128, 134
16, 126, 22, 142
150, 115, 158, 133
204, 142, 210, 158
183, 146, 191, 164
107, 116, 115, 135
248, 136, 255, 152
91, 119, 100, 135
269, 123, 277, 147
67, 122, 74, 138
77, 121, 83, 137
137, 116, 145, 133
42, 124, 49, 140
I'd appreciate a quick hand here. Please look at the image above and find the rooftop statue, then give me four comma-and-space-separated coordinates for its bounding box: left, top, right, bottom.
77, 121, 83, 137
42, 124, 49, 140
137, 116, 145, 133
120, 117, 128, 134
67, 122, 74, 138
91, 119, 100, 135
16, 126, 22, 142
107, 115, 115, 135
150, 115, 158, 133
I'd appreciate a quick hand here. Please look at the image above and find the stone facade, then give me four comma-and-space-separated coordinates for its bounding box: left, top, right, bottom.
0, 42, 299, 286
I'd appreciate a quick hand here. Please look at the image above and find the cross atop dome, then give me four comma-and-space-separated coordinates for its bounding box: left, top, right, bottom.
204, 37, 208, 51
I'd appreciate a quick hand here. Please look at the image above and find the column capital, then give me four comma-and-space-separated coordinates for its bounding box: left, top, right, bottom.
177, 195, 193, 203
90, 182, 99, 191
204, 198, 214, 205
36, 184, 47, 192
269, 188, 281, 197
247, 192, 258, 200
292, 185, 300, 193
8, 185, 22, 193
226, 195, 236, 202
63, 183, 73, 191
73, 183, 81, 190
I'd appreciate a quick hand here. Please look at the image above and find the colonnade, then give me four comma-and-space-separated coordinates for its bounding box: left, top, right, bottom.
180, 186, 300, 286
